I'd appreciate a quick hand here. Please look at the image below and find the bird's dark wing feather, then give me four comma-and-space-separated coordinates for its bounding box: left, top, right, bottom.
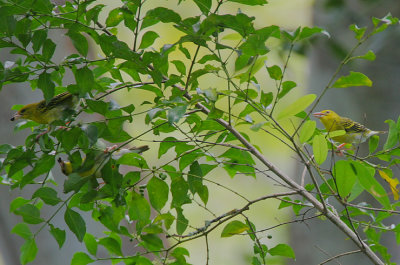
339, 117, 366, 133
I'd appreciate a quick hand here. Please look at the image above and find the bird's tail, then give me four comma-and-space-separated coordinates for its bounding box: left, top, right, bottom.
130, 145, 150, 154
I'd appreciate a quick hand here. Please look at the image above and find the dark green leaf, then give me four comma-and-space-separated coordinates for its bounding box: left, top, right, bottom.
42, 39, 56, 62
67, 30, 88, 56
32, 187, 62, 206
14, 204, 44, 224
49, 224, 66, 248
261, 91, 273, 107
167, 105, 187, 124
352, 161, 390, 208
193, 0, 211, 14
38, 72, 55, 102
65, 208, 86, 242
171, 60, 186, 75
171, 176, 190, 208
32, 30, 47, 53
176, 208, 188, 235
75, 66, 94, 95
278, 81, 296, 99
139, 31, 159, 49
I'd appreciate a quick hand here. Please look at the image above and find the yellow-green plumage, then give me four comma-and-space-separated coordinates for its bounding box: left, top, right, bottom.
313, 110, 386, 144
11, 92, 78, 124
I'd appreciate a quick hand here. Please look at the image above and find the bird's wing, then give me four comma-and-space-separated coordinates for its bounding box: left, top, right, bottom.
339, 117, 367, 133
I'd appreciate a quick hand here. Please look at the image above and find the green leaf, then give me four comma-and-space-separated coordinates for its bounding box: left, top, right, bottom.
261, 91, 273, 107
147, 177, 169, 211
299, 120, 316, 143
369, 135, 379, 153
49, 224, 66, 248
267, 65, 282, 80
84, 233, 98, 256
20, 239, 38, 265
32, 30, 47, 53
333, 160, 357, 198
221, 220, 249, 237
168, 105, 187, 124
106, 8, 124, 27
352, 161, 390, 208
299, 26, 327, 40
383, 119, 397, 150
193, 0, 211, 14
277, 94, 316, 120
332, 71, 372, 88
349, 24, 366, 40
139, 31, 159, 49
129, 192, 151, 222
11, 223, 32, 240
32, 187, 62, 206
358, 50, 376, 61
65, 208, 86, 242
71, 252, 94, 265
117, 152, 149, 169
99, 237, 123, 256
188, 161, 208, 204
75, 66, 94, 95
14, 204, 44, 224
142, 7, 182, 28
171, 60, 186, 75
176, 208, 188, 235
67, 30, 88, 56
278, 81, 296, 99
42, 38, 56, 62
38, 72, 55, 102
171, 176, 191, 208
269, 243, 295, 259
313, 134, 328, 165
227, 0, 267, 6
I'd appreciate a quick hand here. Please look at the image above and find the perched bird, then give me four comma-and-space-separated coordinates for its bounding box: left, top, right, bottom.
313, 110, 386, 144
58, 144, 149, 178
10, 92, 79, 124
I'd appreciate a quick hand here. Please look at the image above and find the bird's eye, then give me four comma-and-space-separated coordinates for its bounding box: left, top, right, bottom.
20, 109, 26, 114
325, 111, 330, 114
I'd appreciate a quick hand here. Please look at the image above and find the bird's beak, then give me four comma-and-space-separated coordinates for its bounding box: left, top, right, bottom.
312, 112, 325, 118
10, 112, 21, 121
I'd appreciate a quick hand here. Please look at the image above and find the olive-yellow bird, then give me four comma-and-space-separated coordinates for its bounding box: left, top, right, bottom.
313, 110, 386, 144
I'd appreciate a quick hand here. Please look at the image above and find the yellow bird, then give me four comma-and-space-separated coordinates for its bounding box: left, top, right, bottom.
11, 92, 79, 124
313, 110, 386, 144
58, 144, 149, 178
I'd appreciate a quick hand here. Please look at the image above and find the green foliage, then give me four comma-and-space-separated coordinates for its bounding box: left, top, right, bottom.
0, 0, 399, 264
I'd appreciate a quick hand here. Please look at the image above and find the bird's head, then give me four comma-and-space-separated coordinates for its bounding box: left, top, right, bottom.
57, 157, 73, 176
312, 110, 340, 122
10, 103, 38, 122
